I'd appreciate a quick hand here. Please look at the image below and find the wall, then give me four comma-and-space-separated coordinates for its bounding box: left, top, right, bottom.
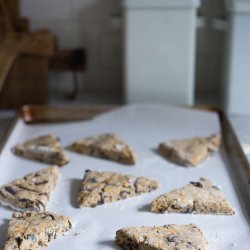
20, 0, 227, 97
20, 0, 123, 93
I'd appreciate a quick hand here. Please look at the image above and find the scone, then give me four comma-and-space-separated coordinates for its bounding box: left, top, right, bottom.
0, 166, 59, 211
158, 134, 221, 166
116, 224, 208, 250
150, 178, 235, 215
72, 133, 136, 165
4, 211, 72, 250
12, 134, 69, 166
77, 169, 158, 208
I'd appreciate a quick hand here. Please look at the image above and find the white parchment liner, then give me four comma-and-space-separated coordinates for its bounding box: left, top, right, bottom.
0, 104, 249, 249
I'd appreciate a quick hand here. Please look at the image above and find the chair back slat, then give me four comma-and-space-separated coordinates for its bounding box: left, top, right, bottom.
0, 0, 14, 40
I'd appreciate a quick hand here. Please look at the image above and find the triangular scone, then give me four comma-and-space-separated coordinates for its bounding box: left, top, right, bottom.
72, 133, 136, 165
4, 211, 72, 250
150, 178, 235, 215
0, 166, 59, 211
116, 224, 208, 250
78, 170, 158, 208
158, 134, 221, 166
12, 134, 69, 166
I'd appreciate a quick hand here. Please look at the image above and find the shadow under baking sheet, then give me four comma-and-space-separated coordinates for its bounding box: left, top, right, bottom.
138, 204, 151, 213
152, 148, 187, 168
98, 240, 120, 250
69, 178, 81, 209
0, 219, 9, 248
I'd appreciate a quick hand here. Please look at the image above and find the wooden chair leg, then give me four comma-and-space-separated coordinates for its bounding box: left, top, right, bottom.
65, 70, 79, 100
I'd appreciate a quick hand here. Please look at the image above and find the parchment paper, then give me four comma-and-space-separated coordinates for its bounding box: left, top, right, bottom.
0, 104, 249, 249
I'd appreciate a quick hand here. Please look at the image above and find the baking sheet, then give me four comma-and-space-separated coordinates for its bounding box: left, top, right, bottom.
0, 104, 249, 249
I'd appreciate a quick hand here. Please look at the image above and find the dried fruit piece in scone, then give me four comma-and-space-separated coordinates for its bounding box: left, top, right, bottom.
77, 170, 158, 208
12, 134, 69, 166
150, 178, 235, 215
71, 133, 136, 165
116, 224, 208, 250
158, 134, 221, 166
0, 166, 59, 211
4, 211, 72, 250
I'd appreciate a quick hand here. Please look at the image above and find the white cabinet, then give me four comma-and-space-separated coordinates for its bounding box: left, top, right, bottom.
122, 0, 200, 105
223, 0, 250, 115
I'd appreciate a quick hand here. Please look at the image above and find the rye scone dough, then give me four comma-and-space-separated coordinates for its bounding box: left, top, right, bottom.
0, 166, 59, 211
12, 134, 69, 166
78, 170, 158, 208
150, 178, 235, 215
72, 133, 136, 165
116, 223, 208, 250
158, 134, 221, 166
4, 211, 72, 250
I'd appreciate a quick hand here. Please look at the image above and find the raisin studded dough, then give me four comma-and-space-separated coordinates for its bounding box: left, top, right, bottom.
158, 134, 221, 166
150, 178, 235, 215
72, 133, 136, 165
78, 170, 158, 208
116, 224, 208, 250
4, 211, 72, 250
12, 134, 69, 166
0, 166, 59, 211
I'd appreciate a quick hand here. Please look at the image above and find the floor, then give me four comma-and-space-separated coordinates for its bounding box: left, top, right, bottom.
49, 90, 123, 106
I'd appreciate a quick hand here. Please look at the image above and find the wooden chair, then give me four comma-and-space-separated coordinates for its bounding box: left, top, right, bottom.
0, 0, 14, 38
50, 48, 87, 99
0, 0, 54, 108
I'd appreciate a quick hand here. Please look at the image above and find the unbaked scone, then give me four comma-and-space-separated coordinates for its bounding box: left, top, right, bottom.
78, 169, 158, 208
12, 134, 69, 166
0, 166, 59, 211
158, 134, 221, 166
116, 223, 208, 250
72, 133, 136, 165
4, 211, 72, 250
150, 178, 235, 215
